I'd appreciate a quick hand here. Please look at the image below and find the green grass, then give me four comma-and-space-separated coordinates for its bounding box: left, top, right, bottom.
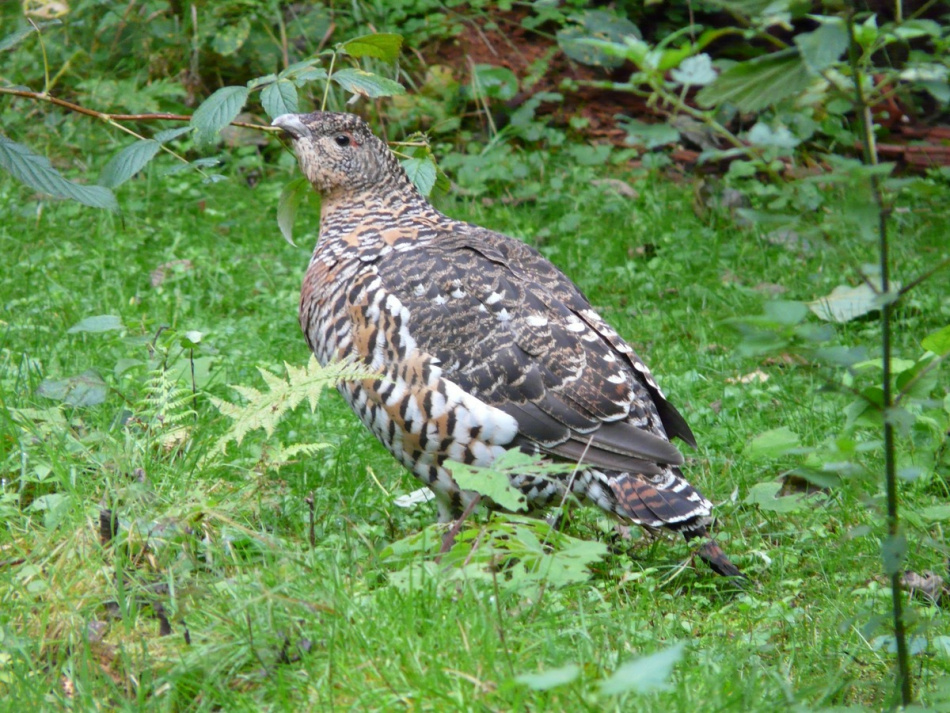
1, 149, 949, 712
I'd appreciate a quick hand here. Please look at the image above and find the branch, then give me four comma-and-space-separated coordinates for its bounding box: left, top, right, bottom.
0, 87, 276, 132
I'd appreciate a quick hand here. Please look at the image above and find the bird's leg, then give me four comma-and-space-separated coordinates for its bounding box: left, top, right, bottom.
436, 494, 482, 562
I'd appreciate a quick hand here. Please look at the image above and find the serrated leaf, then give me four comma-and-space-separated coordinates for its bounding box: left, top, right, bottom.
744, 426, 800, 460
0, 134, 118, 210
600, 643, 685, 695
261, 79, 298, 119
98, 139, 161, 188
618, 117, 680, 149
67, 315, 124, 333
37, 370, 108, 407
795, 20, 849, 75
557, 10, 641, 69
921, 325, 950, 356
516, 664, 581, 691
341, 33, 404, 61
696, 51, 812, 113
190, 86, 250, 145
153, 126, 194, 143
670, 53, 716, 86
277, 176, 314, 246
0, 24, 39, 52
331, 68, 405, 99
452, 465, 529, 513
470, 64, 518, 101
401, 156, 437, 196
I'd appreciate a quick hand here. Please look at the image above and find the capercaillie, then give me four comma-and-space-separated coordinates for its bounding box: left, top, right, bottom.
273, 111, 741, 577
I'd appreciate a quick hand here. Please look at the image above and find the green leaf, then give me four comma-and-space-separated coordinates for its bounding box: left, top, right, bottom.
516, 664, 580, 691
331, 68, 405, 99
0, 134, 118, 210
67, 315, 124, 333
920, 505, 950, 522
36, 370, 109, 407
98, 139, 161, 188
618, 117, 680, 149
340, 33, 404, 61
808, 281, 898, 323
401, 156, 437, 196
881, 534, 906, 576
261, 79, 299, 119
922, 325, 950, 356
794, 20, 849, 75
600, 642, 685, 695
210, 16, 250, 56
277, 176, 314, 247
470, 65, 519, 101
452, 464, 529, 513
190, 86, 250, 145
0, 24, 41, 52
744, 426, 801, 460
153, 127, 193, 143
670, 53, 716, 86
744, 481, 806, 513
696, 51, 812, 113
556, 11, 641, 69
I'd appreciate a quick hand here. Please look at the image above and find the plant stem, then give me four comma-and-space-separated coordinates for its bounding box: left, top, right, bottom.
847, 10, 913, 706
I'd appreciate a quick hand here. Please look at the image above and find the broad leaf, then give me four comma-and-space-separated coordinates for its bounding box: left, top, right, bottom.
277, 176, 314, 246
37, 370, 109, 407
98, 139, 161, 188
808, 281, 899, 323
261, 79, 298, 119
921, 325, 950, 356
0, 135, 118, 210
618, 117, 680, 149
211, 16, 250, 56
153, 126, 194, 143
341, 33, 404, 61
744, 426, 800, 460
452, 464, 529, 513
516, 664, 581, 691
331, 68, 405, 99
744, 481, 807, 513
920, 505, 950, 522
557, 11, 640, 69
191, 86, 250, 144
67, 315, 124, 333
600, 643, 686, 695
401, 156, 437, 196
795, 20, 849, 75
670, 53, 716, 86
696, 50, 812, 112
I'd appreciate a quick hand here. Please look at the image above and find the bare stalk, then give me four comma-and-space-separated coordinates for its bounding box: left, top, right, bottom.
846, 10, 913, 706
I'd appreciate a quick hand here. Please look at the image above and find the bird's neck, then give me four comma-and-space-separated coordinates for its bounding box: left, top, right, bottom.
318, 184, 441, 234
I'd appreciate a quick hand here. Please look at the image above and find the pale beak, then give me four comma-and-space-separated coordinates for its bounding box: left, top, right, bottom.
272, 114, 309, 140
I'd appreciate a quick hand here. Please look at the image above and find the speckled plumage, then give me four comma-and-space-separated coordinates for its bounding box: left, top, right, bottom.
274, 111, 741, 576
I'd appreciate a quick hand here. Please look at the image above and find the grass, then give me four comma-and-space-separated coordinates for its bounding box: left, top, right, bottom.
1, 143, 949, 711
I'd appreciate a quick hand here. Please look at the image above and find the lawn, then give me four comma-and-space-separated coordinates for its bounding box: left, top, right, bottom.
1, 143, 948, 711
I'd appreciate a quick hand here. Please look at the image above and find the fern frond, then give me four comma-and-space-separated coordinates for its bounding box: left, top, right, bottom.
207, 356, 372, 458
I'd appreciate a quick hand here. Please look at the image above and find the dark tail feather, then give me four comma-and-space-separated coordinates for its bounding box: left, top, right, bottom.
684, 529, 745, 579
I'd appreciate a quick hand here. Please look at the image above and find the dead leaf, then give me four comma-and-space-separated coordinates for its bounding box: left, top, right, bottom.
726, 370, 769, 384
592, 178, 639, 199
150, 259, 194, 287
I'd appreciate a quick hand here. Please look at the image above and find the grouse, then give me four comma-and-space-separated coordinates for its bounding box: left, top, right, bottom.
273, 111, 741, 577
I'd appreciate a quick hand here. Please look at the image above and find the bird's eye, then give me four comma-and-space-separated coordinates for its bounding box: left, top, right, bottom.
334, 134, 351, 147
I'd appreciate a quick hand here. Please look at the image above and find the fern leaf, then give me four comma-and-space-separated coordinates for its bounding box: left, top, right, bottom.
207, 356, 372, 457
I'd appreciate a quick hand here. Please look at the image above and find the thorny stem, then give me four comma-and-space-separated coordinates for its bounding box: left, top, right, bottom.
847, 9, 913, 707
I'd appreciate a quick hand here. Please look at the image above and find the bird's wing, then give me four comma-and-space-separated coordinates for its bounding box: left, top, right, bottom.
374, 223, 695, 474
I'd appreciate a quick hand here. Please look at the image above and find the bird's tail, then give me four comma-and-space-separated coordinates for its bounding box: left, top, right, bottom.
683, 529, 744, 578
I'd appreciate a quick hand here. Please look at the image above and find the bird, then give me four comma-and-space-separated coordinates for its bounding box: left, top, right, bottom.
272, 111, 742, 577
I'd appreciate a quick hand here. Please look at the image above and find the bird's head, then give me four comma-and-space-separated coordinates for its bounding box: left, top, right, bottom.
272, 112, 411, 198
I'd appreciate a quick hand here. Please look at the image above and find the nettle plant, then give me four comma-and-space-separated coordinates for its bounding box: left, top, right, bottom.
570, 4, 949, 705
